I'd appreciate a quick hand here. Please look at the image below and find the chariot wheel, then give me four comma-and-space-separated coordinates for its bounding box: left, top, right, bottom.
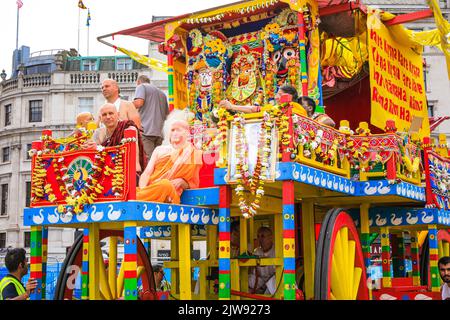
314, 208, 369, 300
54, 230, 155, 300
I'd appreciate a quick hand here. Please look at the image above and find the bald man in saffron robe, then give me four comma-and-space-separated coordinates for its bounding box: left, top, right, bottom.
137, 120, 203, 204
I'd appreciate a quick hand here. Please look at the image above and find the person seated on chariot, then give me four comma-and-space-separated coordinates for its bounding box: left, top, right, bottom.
218, 84, 307, 116
136, 110, 203, 204
301, 96, 336, 128
71, 112, 97, 137
82, 103, 147, 174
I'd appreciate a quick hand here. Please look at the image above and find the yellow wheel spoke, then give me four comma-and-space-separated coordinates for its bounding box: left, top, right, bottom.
117, 257, 125, 297
352, 267, 362, 300
347, 240, 356, 299
109, 237, 118, 299
97, 244, 113, 300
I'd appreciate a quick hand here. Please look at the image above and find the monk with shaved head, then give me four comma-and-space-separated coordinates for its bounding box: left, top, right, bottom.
84, 103, 146, 173
137, 112, 202, 204
101, 78, 141, 129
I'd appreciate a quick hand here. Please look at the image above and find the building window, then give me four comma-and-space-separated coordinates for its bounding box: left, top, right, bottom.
29, 100, 43, 122
78, 97, 94, 114
0, 233, 6, 248
24, 232, 31, 248
82, 59, 97, 71
116, 58, 132, 71
2, 147, 10, 163
25, 181, 31, 207
1, 184, 8, 216
428, 103, 434, 117
4, 104, 11, 126
26, 144, 32, 160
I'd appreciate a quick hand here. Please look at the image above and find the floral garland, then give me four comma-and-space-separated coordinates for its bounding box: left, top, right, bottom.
31, 144, 126, 217
233, 112, 273, 218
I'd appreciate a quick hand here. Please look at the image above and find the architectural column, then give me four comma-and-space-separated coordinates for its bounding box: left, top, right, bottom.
178, 224, 192, 299
282, 181, 296, 300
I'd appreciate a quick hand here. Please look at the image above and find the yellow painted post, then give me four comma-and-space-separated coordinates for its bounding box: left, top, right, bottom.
360, 203, 372, 299
88, 224, 101, 300
178, 224, 192, 299
109, 236, 117, 299
230, 259, 240, 300
274, 212, 284, 299
207, 225, 217, 260
171, 224, 178, 296
380, 227, 392, 288
301, 200, 315, 300
249, 218, 255, 250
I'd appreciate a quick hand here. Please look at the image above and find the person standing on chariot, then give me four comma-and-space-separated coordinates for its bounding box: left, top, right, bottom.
136, 110, 203, 204
83, 103, 147, 174
100, 78, 142, 129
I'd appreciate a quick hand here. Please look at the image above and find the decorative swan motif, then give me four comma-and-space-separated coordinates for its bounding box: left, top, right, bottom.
327, 176, 332, 188
390, 213, 403, 226
401, 184, 406, 196
60, 211, 73, 223
333, 176, 338, 190
107, 204, 121, 221
48, 208, 60, 224
364, 182, 377, 195
145, 228, 154, 238
191, 208, 200, 224
375, 214, 387, 226
201, 209, 210, 224
320, 172, 327, 187
406, 185, 411, 197
314, 172, 320, 185
180, 207, 189, 223
377, 182, 391, 195
90, 205, 104, 222
396, 184, 402, 195
349, 182, 355, 194
307, 169, 313, 183
76, 210, 89, 222
421, 211, 434, 224
211, 210, 219, 224
156, 205, 165, 221
154, 227, 163, 237
300, 167, 306, 181
344, 180, 349, 193
143, 204, 153, 220
414, 294, 432, 300
292, 166, 300, 180
33, 209, 45, 225
199, 226, 207, 236
168, 206, 177, 222
406, 212, 418, 225
163, 226, 172, 237
338, 178, 344, 192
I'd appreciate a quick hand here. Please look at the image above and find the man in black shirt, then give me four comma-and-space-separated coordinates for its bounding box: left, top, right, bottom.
0, 248, 37, 300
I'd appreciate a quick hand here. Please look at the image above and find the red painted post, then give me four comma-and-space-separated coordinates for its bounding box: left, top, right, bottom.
422, 136, 435, 206
125, 128, 137, 200
385, 120, 397, 181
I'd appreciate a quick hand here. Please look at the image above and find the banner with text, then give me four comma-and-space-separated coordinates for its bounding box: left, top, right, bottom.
367, 12, 430, 137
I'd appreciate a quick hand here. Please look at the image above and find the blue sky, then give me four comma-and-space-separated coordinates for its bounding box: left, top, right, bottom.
0, 0, 236, 77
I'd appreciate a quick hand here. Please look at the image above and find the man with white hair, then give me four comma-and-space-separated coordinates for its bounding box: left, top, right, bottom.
137, 110, 202, 204
101, 78, 142, 129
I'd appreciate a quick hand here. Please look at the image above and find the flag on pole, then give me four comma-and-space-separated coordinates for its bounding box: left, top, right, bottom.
78, 0, 87, 9
16, 0, 23, 9
86, 9, 91, 27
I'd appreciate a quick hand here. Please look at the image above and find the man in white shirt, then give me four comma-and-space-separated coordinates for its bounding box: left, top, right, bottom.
248, 226, 276, 295
438, 256, 450, 300
100, 78, 141, 129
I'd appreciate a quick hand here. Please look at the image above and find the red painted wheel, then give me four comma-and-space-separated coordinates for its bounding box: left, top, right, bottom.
54, 230, 155, 300
315, 208, 369, 300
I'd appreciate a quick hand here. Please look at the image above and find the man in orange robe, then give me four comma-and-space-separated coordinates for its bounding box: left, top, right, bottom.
137, 119, 203, 204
